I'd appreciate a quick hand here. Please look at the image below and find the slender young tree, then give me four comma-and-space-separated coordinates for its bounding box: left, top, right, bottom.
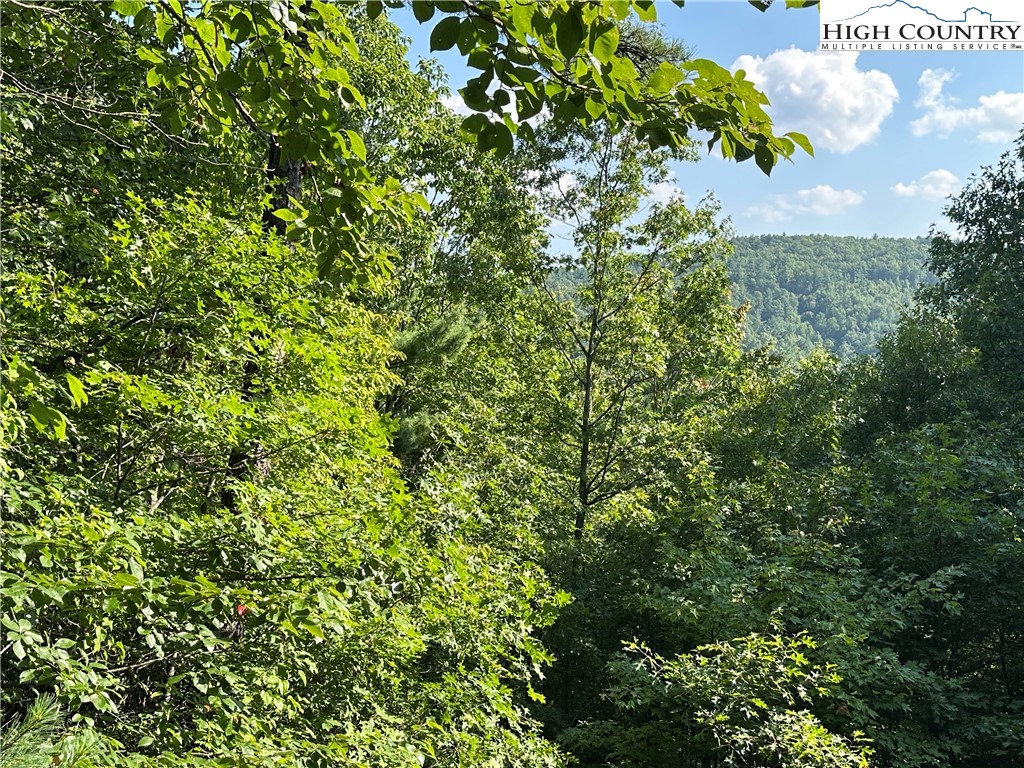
520, 122, 737, 580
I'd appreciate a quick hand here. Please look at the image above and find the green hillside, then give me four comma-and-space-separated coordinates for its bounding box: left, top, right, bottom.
728, 234, 935, 359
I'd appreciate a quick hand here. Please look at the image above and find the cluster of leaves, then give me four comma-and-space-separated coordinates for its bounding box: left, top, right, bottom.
409, 128, 1024, 767
402, 0, 814, 170
386, 112, 885, 766
10, 0, 810, 289
2, 192, 562, 765
587, 635, 872, 768
0, 3, 576, 764
831, 134, 1024, 767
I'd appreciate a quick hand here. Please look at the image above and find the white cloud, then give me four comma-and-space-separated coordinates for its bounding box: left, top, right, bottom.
546, 172, 576, 197
439, 93, 473, 117
440, 90, 550, 129
523, 170, 576, 199
910, 68, 1024, 143
647, 181, 683, 205
732, 49, 899, 154
747, 185, 864, 223
891, 168, 960, 200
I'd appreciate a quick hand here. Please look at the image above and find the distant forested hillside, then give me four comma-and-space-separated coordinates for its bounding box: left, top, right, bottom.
728, 234, 934, 359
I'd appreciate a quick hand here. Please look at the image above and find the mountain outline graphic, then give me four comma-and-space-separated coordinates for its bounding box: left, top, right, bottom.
835, 1, 1017, 23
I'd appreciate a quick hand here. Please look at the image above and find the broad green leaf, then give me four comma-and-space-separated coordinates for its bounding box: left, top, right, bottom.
754, 143, 775, 175
477, 121, 514, 157
430, 16, 460, 51
345, 129, 366, 161
648, 62, 683, 93
110, 0, 146, 16
250, 80, 273, 102
28, 402, 67, 439
456, 18, 478, 54
584, 97, 604, 119
216, 69, 244, 91
412, 1, 435, 23
642, 122, 673, 148
65, 373, 88, 407
226, 11, 253, 42
592, 24, 619, 64
301, 621, 325, 640
787, 131, 814, 157
632, 0, 658, 22
555, 7, 585, 59
461, 83, 490, 112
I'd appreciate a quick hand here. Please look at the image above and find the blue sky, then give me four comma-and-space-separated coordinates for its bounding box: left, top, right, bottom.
395, 1, 1023, 237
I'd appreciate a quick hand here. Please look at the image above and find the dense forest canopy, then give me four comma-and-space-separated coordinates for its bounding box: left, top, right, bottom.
728, 235, 935, 359
2, 2, 1022, 768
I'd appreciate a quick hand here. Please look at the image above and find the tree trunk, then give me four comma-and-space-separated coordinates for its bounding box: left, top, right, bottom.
220, 138, 301, 512
571, 307, 599, 584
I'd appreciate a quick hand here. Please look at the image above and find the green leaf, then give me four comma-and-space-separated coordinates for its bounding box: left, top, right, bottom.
216, 69, 244, 91
366, 1, 384, 20
633, 0, 658, 22
477, 121, 514, 157
28, 402, 67, 439
754, 143, 775, 175
111, 573, 141, 589
787, 131, 814, 157
272, 208, 299, 222
345, 129, 366, 161
412, 1, 435, 23
688, 58, 729, 81
733, 140, 755, 162
301, 621, 325, 640
648, 62, 683, 93
250, 80, 272, 102
491, 121, 513, 157
592, 24, 619, 64
457, 19, 478, 54
430, 16, 461, 51
134, 5, 153, 28
555, 7, 585, 59
641, 122, 672, 149
460, 113, 489, 138
226, 12, 253, 42
280, 131, 311, 160
110, 0, 146, 16
65, 373, 88, 407
461, 83, 490, 113
466, 49, 493, 71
